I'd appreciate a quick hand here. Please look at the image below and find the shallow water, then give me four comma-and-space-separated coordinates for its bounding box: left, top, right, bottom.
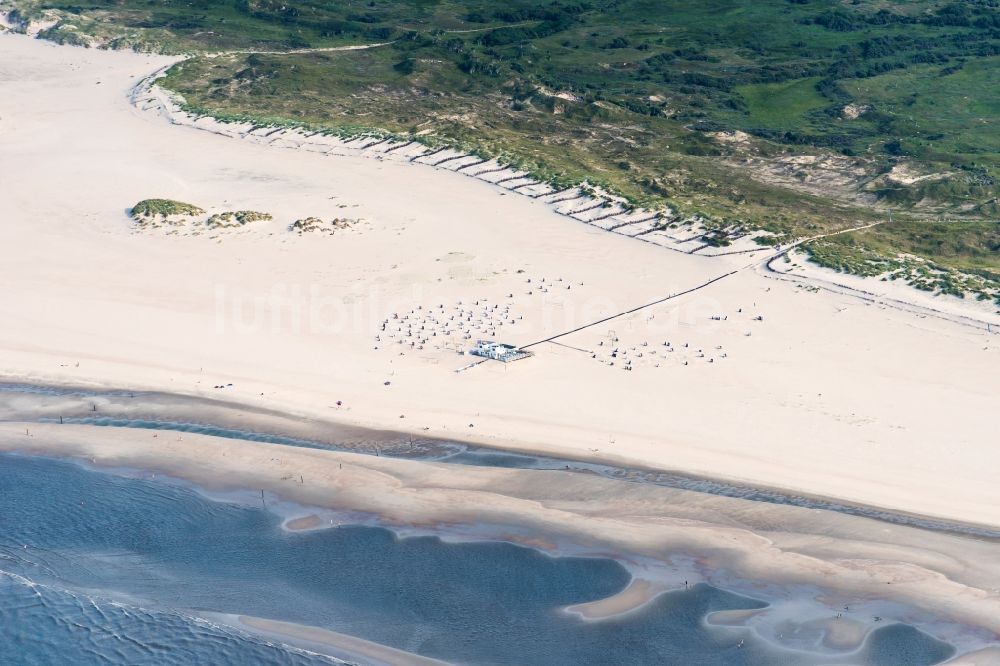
0, 453, 957, 665
0, 383, 143, 398
0, 574, 338, 666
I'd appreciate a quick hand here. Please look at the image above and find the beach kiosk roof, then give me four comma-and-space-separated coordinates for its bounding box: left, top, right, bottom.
469, 340, 532, 363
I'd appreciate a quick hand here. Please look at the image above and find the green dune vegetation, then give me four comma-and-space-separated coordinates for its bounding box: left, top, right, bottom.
129, 200, 273, 231
12, 0, 999, 300
290, 217, 355, 234
206, 210, 274, 228
131, 198, 205, 220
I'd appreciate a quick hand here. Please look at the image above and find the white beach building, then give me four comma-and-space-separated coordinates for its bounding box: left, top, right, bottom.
469, 340, 533, 363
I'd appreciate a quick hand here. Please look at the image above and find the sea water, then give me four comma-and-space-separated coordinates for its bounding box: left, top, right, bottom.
0, 453, 956, 665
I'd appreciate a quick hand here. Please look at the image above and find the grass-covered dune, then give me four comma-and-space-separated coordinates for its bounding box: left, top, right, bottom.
206, 210, 273, 228
130, 198, 205, 219
129, 200, 276, 231
14, 0, 1000, 292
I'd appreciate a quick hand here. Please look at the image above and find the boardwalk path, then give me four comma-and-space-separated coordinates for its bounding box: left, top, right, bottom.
521, 219, 893, 351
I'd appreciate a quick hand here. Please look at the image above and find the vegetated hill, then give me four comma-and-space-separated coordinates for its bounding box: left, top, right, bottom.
9, 0, 1000, 295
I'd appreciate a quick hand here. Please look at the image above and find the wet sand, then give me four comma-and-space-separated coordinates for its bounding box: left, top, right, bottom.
1, 420, 998, 660
565, 578, 667, 620
944, 648, 1000, 665
285, 515, 323, 531
237, 615, 450, 666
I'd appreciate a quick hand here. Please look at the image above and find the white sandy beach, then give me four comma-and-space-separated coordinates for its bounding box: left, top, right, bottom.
0, 28, 998, 537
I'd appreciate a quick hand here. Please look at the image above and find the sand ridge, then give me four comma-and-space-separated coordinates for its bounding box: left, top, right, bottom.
236, 615, 450, 666
564, 578, 668, 620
